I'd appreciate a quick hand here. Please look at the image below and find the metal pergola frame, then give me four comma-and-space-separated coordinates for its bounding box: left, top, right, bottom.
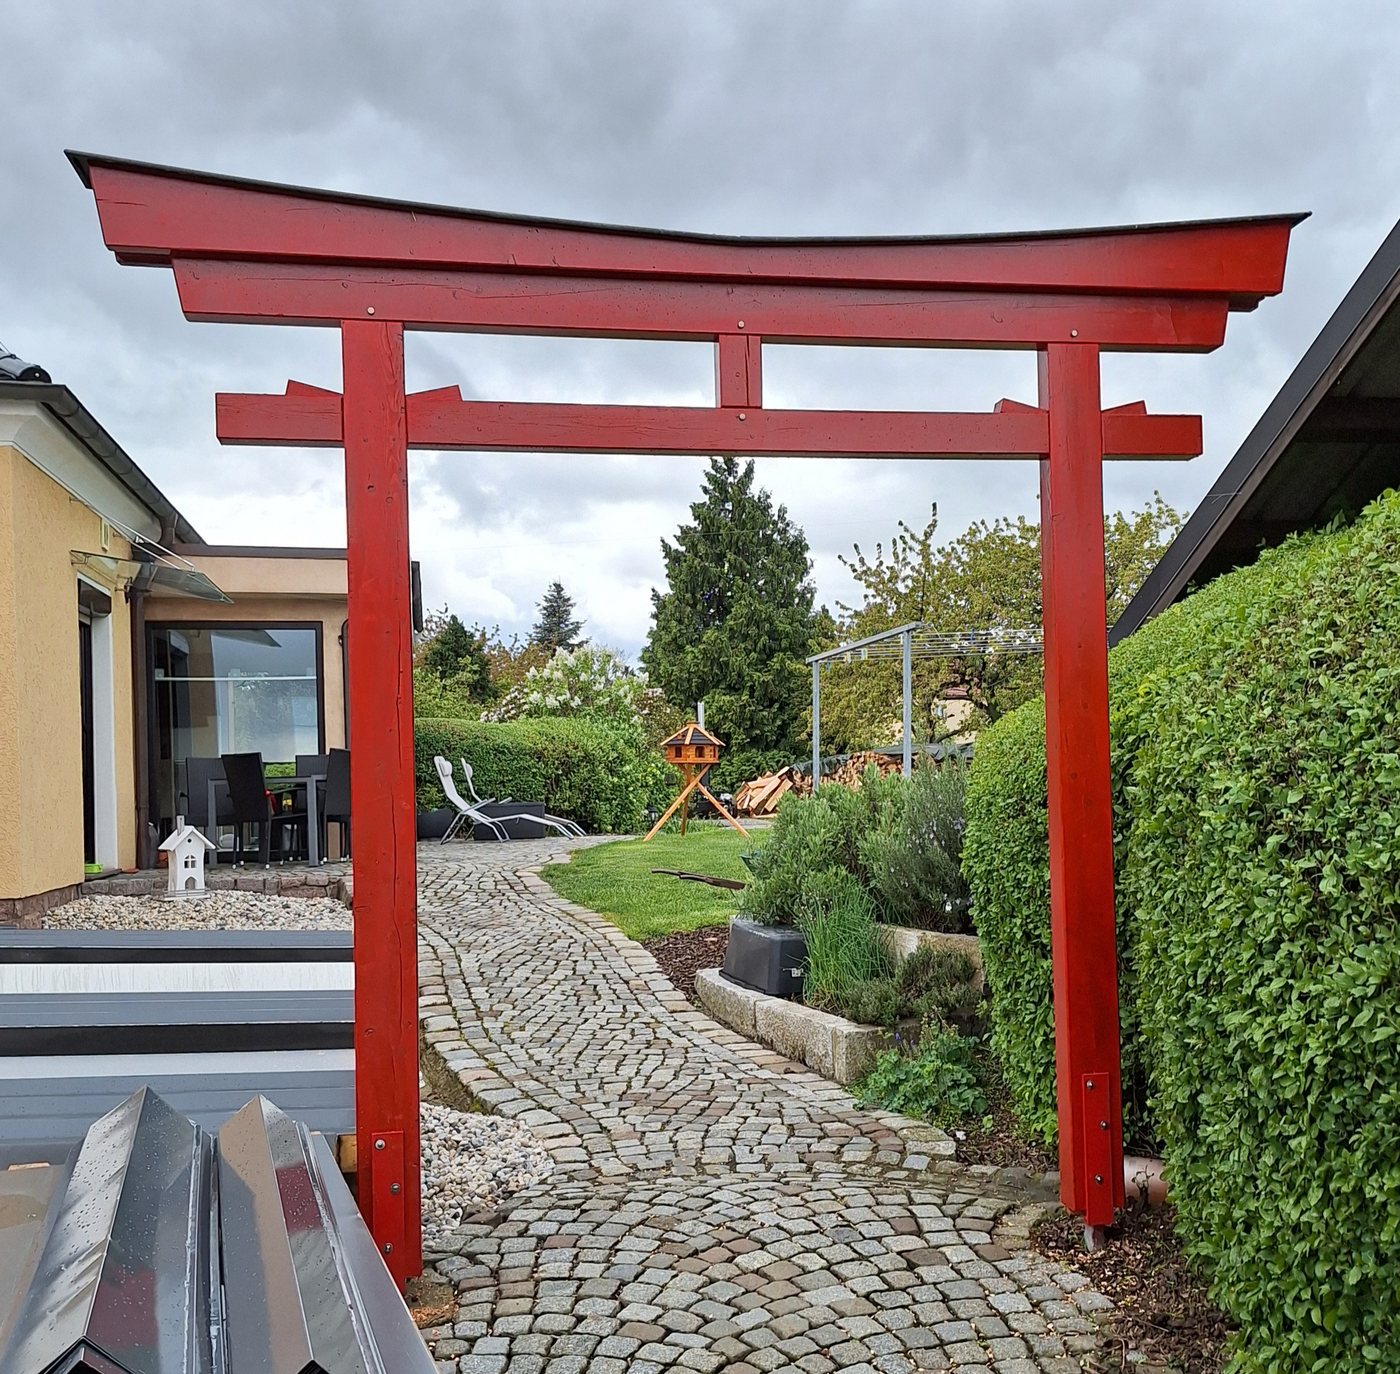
806, 622, 1043, 784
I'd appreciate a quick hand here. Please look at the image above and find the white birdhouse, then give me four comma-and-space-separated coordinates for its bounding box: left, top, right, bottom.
159, 815, 217, 899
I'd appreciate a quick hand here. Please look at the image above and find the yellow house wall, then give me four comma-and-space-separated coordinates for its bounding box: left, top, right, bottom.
0, 443, 137, 900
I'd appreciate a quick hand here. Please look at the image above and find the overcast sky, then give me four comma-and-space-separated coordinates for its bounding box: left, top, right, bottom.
6, 2, 1399, 656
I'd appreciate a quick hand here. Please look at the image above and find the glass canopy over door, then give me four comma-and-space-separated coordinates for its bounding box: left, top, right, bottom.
150, 624, 322, 832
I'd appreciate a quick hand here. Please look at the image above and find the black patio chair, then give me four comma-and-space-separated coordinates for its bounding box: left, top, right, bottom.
323, 748, 351, 860
295, 753, 330, 781
222, 752, 308, 867
181, 756, 234, 855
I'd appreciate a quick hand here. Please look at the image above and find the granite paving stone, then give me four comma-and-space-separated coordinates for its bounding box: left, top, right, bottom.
413, 840, 1143, 1371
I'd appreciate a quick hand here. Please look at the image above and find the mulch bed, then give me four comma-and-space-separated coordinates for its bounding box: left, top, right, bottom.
951, 1052, 1058, 1172
643, 923, 730, 1002
1034, 1204, 1235, 1373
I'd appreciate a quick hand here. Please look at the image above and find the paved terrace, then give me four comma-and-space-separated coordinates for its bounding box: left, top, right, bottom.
416, 839, 1146, 1374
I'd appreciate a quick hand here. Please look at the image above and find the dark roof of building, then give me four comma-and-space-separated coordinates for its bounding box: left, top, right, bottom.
1111, 216, 1400, 644
0, 379, 203, 545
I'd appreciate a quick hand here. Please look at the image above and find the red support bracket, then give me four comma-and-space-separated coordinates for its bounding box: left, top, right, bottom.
716, 333, 763, 408
367, 1128, 407, 1278
1080, 1074, 1120, 1229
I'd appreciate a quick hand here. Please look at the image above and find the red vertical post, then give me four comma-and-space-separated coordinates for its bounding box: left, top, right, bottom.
1037, 342, 1125, 1230
341, 319, 421, 1284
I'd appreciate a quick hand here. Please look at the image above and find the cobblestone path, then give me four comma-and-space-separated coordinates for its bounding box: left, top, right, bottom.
417, 841, 1134, 1374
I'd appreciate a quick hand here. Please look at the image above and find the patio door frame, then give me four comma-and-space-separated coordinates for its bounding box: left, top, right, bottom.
143, 619, 327, 841
77, 575, 119, 871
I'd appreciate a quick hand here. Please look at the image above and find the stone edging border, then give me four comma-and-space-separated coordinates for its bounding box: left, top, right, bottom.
694, 966, 913, 1086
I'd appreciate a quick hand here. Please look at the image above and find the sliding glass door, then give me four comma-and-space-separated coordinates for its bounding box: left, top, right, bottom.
149, 624, 323, 833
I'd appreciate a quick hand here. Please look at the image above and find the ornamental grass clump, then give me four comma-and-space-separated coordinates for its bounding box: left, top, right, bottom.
795, 876, 894, 1017
963, 491, 1400, 1371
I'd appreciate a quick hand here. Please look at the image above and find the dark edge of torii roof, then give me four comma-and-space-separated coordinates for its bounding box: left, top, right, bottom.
68, 148, 1310, 268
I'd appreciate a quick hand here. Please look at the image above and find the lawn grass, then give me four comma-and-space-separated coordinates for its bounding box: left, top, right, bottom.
541, 826, 753, 941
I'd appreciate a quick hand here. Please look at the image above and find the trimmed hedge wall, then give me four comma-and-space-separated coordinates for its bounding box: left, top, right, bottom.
415, 716, 657, 834
964, 492, 1400, 1370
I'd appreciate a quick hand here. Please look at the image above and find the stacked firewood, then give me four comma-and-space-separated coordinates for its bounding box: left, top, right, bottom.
736, 751, 903, 813
733, 767, 798, 816
823, 750, 903, 788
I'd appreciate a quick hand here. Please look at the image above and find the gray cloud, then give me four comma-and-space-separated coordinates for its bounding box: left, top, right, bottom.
5, 1, 1399, 653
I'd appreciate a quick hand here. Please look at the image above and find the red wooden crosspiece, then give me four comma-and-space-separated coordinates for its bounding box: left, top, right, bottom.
70, 148, 1300, 1275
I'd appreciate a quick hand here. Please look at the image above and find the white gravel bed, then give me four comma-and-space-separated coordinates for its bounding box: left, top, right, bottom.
44, 890, 350, 931
421, 1101, 552, 1243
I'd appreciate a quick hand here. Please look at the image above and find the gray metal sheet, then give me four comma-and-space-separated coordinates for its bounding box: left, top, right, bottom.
0, 989, 351, 1026
1, 1086, 216, 1374
0, 1162, 66, 1355
218, 1098, 369, 1373
0, 963, 351, 996
310, 1135, 437, 1374
0, 990, 352, 1055
0, 1054, 355, 1161
0, 1087, 430, 1374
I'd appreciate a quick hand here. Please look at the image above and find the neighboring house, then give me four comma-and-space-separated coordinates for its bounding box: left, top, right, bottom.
0, 361, 349, 921
1113, 214, 1400, 642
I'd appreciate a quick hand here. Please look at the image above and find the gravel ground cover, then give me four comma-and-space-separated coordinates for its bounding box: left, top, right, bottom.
44, 890, 350, 930
421, 1102, 552, 1245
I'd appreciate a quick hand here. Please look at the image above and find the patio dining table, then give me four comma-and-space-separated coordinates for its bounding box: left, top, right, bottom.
205, 773, 325, 865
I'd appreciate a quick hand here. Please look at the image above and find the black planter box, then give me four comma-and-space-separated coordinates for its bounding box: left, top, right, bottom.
473, 802, 548, 841
721, 918, 806, 1000
416, 808, 454, 840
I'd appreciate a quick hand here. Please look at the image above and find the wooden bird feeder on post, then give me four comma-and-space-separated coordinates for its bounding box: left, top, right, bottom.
645, 723, 749, 841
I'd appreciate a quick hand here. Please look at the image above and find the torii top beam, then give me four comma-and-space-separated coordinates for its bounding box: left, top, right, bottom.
69, 150, 1303, 348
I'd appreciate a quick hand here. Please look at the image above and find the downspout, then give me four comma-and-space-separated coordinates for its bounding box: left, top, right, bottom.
128, 578, 152, 870
340, 619, 350, 741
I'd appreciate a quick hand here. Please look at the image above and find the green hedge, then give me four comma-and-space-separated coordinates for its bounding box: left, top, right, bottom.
963, 491, 1400, 1370
415, 716, 659, 834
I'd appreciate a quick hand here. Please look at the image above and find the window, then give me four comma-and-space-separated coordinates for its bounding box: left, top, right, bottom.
149, 624, 322, 830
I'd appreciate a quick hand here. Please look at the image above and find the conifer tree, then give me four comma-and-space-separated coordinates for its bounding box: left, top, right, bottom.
530, 581, 585, 653
643, 458, 817, 769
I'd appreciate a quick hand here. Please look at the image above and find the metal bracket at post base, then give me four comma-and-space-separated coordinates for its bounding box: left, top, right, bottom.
1081, 1073, 1118, 1233
369, 1128, 407, 1283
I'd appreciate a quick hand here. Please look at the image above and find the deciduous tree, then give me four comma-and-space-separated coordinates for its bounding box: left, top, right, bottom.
821, 496, 1184, 746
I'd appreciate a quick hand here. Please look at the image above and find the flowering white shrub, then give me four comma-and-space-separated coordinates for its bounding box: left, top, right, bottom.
481, 645, 644, 729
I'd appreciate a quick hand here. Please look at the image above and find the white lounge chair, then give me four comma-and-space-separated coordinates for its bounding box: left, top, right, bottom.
459, 759, 586, 838
433, 757, 584, 843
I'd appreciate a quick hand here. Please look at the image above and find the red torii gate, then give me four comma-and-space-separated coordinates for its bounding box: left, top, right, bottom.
71, 150, 1298, 1281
